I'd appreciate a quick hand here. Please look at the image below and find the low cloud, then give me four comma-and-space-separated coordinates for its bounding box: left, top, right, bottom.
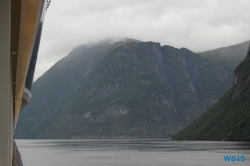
35, 0, 250, 80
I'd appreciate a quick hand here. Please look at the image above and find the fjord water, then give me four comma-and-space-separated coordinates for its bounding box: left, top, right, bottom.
16, 139, 250, 166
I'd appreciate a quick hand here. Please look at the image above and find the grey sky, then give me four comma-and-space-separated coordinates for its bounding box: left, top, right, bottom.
35, 0, 250, 80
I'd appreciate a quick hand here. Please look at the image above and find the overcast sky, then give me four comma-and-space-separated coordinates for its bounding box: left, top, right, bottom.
35, 0, 250, 81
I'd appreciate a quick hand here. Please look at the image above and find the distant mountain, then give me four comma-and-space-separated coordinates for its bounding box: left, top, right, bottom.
172, 44, 250, 141
198, 40, 249, 83
15, 39, 230, 139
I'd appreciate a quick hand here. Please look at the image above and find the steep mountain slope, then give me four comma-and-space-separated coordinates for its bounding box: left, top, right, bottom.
172, 44, 250, 141
198, 40, 249, 83
15, 39, 230, 139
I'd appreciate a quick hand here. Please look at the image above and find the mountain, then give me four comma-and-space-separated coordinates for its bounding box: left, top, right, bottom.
172, 44, 250, 141
15, 39, 231, 139
198, 40, 249, 83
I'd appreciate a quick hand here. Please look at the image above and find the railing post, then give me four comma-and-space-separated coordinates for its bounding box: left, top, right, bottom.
0, 0, 13, 165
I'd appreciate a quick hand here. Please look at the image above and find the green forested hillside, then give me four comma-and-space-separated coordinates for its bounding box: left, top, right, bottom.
172, 45, 250, 141
15, 39, 230, 139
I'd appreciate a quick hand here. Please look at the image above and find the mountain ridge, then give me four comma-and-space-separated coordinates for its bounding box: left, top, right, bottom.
16, 39, 231, 139
198, 40, 249, 83
172, 44, 250, 141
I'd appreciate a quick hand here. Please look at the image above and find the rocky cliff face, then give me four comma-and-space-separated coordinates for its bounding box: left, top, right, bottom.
172, 44, 250, 141
15, 39, 231, 139
234, 46, 250, 96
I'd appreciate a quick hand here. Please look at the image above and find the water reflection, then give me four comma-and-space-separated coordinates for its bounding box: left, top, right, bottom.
16, 139, 250, 166
17, 139, 250, 151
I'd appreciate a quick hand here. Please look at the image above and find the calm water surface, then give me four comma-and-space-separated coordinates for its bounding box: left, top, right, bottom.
16, 139, 250, 166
